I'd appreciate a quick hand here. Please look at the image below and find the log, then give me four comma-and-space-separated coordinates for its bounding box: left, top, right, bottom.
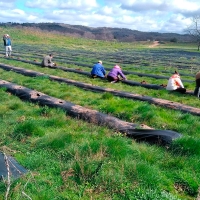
0, 79, 181, 145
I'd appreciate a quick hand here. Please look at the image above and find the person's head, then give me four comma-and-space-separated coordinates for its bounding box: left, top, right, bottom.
98, 60, 102, 64
114, 65, 121, 69
49, 54, 53, 58
172, 70, 180, 78
174, 70, 179, 75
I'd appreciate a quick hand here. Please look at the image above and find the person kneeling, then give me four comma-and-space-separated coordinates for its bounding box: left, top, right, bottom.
107, 65, 127, 83
91, 60, 106, 79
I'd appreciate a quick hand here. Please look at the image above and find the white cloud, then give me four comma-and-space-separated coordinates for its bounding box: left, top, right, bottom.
172, 0, 200, 12
0, 9, 25, 19
26, 0, 98, 10
101, 6, 114, 15
26, 0, 58, 9
44, 10, 114, 26
0, 1, 15, 8
60, 0, 98, 9
1, 0, 200, 33
120, 0, 170, 12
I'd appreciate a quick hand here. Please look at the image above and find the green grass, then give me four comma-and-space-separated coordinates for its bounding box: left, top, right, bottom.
0, 27, 200, 200
0, 58, 198, 107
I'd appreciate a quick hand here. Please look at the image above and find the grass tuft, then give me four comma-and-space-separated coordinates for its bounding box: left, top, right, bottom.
12, 119, 45, 140
170, 137, 200, 156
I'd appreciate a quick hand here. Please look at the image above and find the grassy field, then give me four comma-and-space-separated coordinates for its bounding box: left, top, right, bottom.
0, 26, 200, 200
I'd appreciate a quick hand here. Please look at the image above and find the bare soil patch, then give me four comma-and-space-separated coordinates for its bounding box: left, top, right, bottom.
149, 41, 159, 48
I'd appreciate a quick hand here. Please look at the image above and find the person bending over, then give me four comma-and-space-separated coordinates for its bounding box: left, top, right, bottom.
91, 60, 106, 78
107, 65, 127, 83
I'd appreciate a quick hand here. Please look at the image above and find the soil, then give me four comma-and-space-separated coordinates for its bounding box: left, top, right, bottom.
149, 41, 159, 48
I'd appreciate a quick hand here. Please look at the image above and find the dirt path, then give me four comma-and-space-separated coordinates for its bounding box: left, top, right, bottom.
149, 41, 159, 48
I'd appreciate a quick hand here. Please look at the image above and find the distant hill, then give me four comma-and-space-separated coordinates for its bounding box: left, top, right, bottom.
0, 22, 194, 42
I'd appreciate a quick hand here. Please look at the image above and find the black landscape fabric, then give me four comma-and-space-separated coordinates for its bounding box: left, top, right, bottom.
121, 129, 181, 145
0, 79, 182, 145
0, 152, 27, 180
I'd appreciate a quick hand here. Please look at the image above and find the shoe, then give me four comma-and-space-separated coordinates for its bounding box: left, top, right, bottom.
111, 81, 117, 83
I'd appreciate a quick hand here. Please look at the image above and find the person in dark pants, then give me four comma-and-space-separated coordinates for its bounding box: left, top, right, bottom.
91, 60, 106, 78
107, 65, 127, 83
166, 71, 186, 93
194, 71, 200, 97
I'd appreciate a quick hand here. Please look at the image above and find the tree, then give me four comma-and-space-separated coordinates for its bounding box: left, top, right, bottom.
170, 37, 177, 43
186, 16, 200, 51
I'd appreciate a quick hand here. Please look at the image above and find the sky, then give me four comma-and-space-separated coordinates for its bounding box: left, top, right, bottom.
0, 0, 200, 34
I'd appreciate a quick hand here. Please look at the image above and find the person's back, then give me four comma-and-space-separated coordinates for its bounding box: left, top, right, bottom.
166, 71, 186, 93
41, 54, 54, 67
91, 60, 106, 78
107, 65, 126, 83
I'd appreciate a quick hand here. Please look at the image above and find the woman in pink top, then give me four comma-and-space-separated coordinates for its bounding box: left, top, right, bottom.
107, 65, 127, 83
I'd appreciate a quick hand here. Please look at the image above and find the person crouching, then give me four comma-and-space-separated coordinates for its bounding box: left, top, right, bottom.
41, 54, 55, 67
107, 65, 127, 83
91, 60, 106, 78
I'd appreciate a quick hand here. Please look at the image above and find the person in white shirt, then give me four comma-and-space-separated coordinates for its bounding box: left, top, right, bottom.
166, 71, 186, 93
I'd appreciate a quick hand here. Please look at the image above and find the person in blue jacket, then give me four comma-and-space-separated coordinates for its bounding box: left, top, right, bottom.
91, 60, 106, 78
3, 34, 12, 57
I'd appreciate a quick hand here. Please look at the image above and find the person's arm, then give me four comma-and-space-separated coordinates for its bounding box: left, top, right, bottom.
48, 56, 52, 64
118, 71, 127, 80
3, 38, 6, 46
175, 78, 184, 88
102, 66, 106, 75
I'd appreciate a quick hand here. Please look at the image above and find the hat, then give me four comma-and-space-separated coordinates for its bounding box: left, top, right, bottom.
98, 60, 102, 64
114, 65, 121, 69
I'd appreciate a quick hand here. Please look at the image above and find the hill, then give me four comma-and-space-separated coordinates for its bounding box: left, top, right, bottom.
0, 26, 200, 199
0, 22, 194, 42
